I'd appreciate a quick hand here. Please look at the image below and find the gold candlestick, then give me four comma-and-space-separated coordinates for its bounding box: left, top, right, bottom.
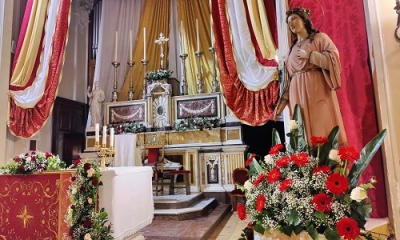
112, 61, 120, 102
95, 143, 115, 170
127, 61, 135, 101
195, 51, 204, 94
179, 54, 188, 95
141, 59, 148, 99
209, 47, 220, 93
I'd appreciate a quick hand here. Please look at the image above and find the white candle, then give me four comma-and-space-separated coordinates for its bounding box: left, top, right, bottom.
180, 21, 184, 54
102, 125, 107, 145
110, 128, 114, 147
210, 14, 214, 48
196, 19, 200, 52
95, 123, 99, 143
143, 27, 146, 59
129, 30, 132, 61
114, 31, 118, 62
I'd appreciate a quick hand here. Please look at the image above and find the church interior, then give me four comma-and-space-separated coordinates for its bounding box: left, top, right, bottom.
0, 0, 399, 239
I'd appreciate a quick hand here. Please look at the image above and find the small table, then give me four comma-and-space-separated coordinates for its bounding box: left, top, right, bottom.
168, 170, 191, 195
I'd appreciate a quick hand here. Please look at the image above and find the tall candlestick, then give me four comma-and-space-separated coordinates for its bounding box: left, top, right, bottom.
196, 19, 200, 52
102, 125, 107, 146
129, 30, 132, 61
110, 128, 114, 147
95, 123, 99, 143
143, 27, 146, 59
114, 31, 118, 62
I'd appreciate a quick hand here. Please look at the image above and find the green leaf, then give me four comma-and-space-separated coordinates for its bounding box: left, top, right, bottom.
280, 225, 293, 237
291, 104, 308, 152
249, 158, 264, 175
271, 128, 282, 146
313, 211, 327, 222
292, 225, 304, 235
347, 129, 387, 189
287, 209, 301, 226
324, 227, 341, 240
318, 126, 339, 166
254, 223, 265, 234
306, 225, 319, 240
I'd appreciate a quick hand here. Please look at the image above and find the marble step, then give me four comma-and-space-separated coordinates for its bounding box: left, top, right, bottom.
154, 198, 218, 221
154, 192, 205, 209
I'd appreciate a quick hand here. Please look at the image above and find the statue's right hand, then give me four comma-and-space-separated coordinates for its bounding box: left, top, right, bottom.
87, 86, 91, 92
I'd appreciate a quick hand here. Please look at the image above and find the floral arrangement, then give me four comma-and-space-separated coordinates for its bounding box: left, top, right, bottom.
237, 105, 387, 240
0, 151, 66, 174
108, 121, 146, 134
66, 159, 113, 240
174, 116, 221, 131
144, 69, 173, 82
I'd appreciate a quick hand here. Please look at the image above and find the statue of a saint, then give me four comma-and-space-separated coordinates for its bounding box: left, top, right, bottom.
87, 81, 105, 127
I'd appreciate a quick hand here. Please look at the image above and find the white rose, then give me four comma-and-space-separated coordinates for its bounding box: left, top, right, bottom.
26, 157, 31, 162
244, 180, 254, 191
87, 197, 93, 204
264, 155, 274, 165
288, 120, 298, 131
350, 187, 368, 202
87, 168, 95, 177
329, 149, 341, 162
84, 233, 92, 240
71, 187, 77, 195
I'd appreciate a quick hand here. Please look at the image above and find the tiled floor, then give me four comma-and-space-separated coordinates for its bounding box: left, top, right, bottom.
208, 212, 248, 240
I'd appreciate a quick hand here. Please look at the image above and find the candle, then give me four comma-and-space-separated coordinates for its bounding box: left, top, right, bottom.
129, 30, 132, 61
110, 128, 114, 147
210, 14, 214, 48
114, 31, 118, 62
196, 19, 200, 52
143, 27, 146, 59
102, 125, 107, 146
95, 123, 99, 143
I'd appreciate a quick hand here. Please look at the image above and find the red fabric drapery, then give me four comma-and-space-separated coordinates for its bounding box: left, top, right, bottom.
8, 0, 71, 138
212, 0, 280, 126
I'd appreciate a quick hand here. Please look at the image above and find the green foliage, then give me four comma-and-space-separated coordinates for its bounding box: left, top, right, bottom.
108, 121, 146, 134
144, 69, 173, 82
174, 116, 220, 131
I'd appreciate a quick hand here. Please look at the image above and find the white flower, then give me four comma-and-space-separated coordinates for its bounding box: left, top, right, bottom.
71, 187, 77, 195
84, 233, 92, 240
87, 168, 95, 177
88, 197, 93, 204
328, 149, 341, 162
244, 180, 254, 191
288, 120, 298, 131
264, 155, 274, 165
350, 187, 368, 202
26, 157, 31, 162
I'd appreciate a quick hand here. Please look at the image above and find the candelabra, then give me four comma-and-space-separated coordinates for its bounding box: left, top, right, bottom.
209, 47, 220, 93
141, 59, 148, 99
94, 142, 115, 170
195, 51, 204, 94
111, 61, 120, 102
127, 61, 135, 101
179, 54, 188, 95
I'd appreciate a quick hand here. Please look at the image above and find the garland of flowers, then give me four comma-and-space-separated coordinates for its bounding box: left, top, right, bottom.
174, 116, 221, 131
144, 69, 173, 82
108, 121, 146, 134
0, 151, 65, 174
238, 104, 387, 240
66, 160, 113, 240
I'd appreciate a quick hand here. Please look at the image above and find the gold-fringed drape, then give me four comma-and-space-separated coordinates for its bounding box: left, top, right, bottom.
177, 0, 218, 95
118, 0, 171, 101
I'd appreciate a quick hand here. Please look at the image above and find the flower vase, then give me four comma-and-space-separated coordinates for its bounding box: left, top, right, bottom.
254, 230, 327, 240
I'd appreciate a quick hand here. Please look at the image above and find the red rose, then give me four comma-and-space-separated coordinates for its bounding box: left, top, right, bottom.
83, 163, 91, 170
266, 168, 281, 183
14, 157, 21, 163
69, 229, 73, 236
256, 194, 266, 212
31, 156, 36, 162
245, 153, 256, 167
269, 144, 284, 155
83, 218, 92, 228
279, 179, 292, 192
71, 176, 76, 181
326, 173, 349, 195
237, 203, 246, 220
312, 192, 332, 213
80, 186, 86, 192
18, 165, 25, 173
312, 165, 331, 174
276, 156, 290, 168
45, 152, 52, 159
31, 151, 36, 155
73, 159, 81, 166
310, 136, 329, 146
336, 217, 360, 240
70, 205, 75, 209
92, 178, 99, 185
291, 152, 309, 167
338, 146, 360, 162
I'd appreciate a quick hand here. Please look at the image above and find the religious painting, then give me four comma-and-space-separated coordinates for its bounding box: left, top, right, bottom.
104, 100, 147, 125
207, 159, 219, 184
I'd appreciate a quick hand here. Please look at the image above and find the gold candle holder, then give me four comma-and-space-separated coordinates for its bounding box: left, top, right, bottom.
179, 54, 188, 95
195, 51, 204, 94
94, 142, 115, 170
112, 61, 120, 102
209, 47, 220, 93
127, 61, 135, 101
141, 59, 148, 99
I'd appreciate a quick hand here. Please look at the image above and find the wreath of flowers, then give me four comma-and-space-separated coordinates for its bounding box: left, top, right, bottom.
238, 105, 387, 240
0, 151, 65, 174
174, 116, 221, 131
108, 121, 146, 134
66, 159, 113, 240
144, 69, 173, 82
